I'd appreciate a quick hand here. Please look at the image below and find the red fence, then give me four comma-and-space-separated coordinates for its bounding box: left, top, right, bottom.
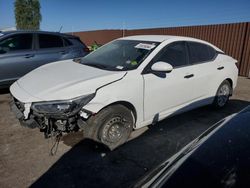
73, 22, 250, 76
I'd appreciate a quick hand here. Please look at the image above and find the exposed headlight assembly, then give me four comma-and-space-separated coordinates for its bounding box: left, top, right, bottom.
31, 94, 95, 116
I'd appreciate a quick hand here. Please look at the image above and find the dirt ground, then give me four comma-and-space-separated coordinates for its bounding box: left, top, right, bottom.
0, 77, 249, 188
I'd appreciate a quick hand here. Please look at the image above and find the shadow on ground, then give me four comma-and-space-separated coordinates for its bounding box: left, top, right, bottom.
31, 99, 250, 188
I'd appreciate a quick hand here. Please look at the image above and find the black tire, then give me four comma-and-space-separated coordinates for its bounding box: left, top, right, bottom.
213, 80, 232, 108
85, 104, 134, 150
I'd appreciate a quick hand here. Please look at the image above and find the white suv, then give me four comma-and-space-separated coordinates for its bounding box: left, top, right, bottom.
10, 35, 238, 149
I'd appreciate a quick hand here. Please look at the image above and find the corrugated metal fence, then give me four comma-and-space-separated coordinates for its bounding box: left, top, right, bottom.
74, 22, 250, 76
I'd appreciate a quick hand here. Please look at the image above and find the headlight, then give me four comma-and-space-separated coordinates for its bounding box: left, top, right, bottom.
31, 94, 95, 115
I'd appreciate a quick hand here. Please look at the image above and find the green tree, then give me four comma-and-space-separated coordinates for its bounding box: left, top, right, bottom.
14, 0, 42, 30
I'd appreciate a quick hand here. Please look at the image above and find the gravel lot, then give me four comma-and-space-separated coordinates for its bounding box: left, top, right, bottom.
0, 77, 249, 188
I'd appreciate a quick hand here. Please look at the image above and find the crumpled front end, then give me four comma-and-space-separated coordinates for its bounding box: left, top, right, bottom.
10, 95, 94, 138
10, 97, 40, 129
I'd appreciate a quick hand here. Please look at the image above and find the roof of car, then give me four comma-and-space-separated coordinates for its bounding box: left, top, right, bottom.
0, 30, 77, 38
121, 35, 180, 42
120, 35, 223, 52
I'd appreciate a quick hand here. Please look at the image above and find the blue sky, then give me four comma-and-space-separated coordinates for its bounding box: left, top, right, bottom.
1, 0, 250, 32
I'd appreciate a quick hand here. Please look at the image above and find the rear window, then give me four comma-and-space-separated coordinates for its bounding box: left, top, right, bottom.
38, 34, 64, 49
188, 42, 216, 64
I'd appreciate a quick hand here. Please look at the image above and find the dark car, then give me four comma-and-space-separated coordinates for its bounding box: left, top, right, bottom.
0, 30, 89, 88
135, 105, 250, 188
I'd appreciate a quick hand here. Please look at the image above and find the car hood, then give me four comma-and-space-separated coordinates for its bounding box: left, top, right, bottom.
11, 59, 126, 102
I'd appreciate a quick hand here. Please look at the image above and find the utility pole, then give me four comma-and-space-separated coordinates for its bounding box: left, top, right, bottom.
122, 22, 126, 37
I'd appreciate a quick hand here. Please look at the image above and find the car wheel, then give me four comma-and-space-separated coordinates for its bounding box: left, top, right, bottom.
86, 105, 134, 150
213, 80, 231, 108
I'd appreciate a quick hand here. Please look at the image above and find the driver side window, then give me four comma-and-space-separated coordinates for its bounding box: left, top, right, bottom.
0, 34, 33, 54
153, 42, 188, 68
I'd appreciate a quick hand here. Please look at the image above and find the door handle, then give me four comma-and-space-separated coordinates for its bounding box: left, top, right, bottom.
184, 74, 194, 79
59, 51, 68, 55
217, 66, 224, 70
24, 54, 34, 58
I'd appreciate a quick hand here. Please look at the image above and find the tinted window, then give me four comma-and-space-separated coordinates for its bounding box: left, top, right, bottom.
154, 42, 188, 67
63, 38, 72, 46
39, 34, 63, 48
188, 42, 216, 64
69, 38, 86, 47
0, 34, 32, 53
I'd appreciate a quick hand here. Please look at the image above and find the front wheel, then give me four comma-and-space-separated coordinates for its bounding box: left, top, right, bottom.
213, 80, 232, 108
87, 105, 134, 150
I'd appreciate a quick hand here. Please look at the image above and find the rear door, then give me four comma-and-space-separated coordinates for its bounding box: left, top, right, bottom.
34, 33, 70, 66
0, 33, 35, 85
187, 42, 218, 102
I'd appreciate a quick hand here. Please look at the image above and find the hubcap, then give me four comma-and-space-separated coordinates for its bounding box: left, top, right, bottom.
108, 123, 122, 142
102, 116, 130, 143
217, 84, 230, 107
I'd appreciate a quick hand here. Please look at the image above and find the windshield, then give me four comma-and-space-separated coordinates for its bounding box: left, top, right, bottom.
80, 40, 159, 71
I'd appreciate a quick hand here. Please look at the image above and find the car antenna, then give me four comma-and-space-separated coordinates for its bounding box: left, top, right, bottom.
58, 26, 63, 33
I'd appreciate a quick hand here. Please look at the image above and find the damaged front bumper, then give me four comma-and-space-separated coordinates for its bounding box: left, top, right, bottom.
10, 97, 92, 138
10, 99, 40, 129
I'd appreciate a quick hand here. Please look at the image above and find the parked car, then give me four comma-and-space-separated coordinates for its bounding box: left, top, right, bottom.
0, 30, 89, 88
10, 35, 238, 150
134, 105, 250, 188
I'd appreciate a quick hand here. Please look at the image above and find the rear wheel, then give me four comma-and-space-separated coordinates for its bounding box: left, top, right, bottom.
86, 105, 134, 150
213, 80, 231, 108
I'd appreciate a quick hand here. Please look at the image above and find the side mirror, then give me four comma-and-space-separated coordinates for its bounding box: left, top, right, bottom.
151, 61, 173, 73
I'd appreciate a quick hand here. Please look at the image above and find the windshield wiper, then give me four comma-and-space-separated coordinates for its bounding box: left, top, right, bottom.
82, 62, 109, 70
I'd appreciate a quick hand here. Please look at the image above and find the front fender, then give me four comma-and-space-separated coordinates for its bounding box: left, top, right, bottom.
83, 99, 120, 114
83, 71, 144, 128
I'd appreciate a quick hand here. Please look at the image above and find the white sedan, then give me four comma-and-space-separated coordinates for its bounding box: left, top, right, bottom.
10, 35, 238, 150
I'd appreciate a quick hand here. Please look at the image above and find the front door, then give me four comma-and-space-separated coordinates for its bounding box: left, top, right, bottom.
143, 41, 195, 123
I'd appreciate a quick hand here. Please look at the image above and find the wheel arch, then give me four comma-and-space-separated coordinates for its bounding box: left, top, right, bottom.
225, 78, 233, 87
225, 78, 233, 95
103, 101, 137, 124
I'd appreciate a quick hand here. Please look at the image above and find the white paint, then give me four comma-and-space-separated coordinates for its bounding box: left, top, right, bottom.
11, 60, 126, 102
10, 35, 238, 129
23, 103, 31, 119
151, 61, 173, 72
